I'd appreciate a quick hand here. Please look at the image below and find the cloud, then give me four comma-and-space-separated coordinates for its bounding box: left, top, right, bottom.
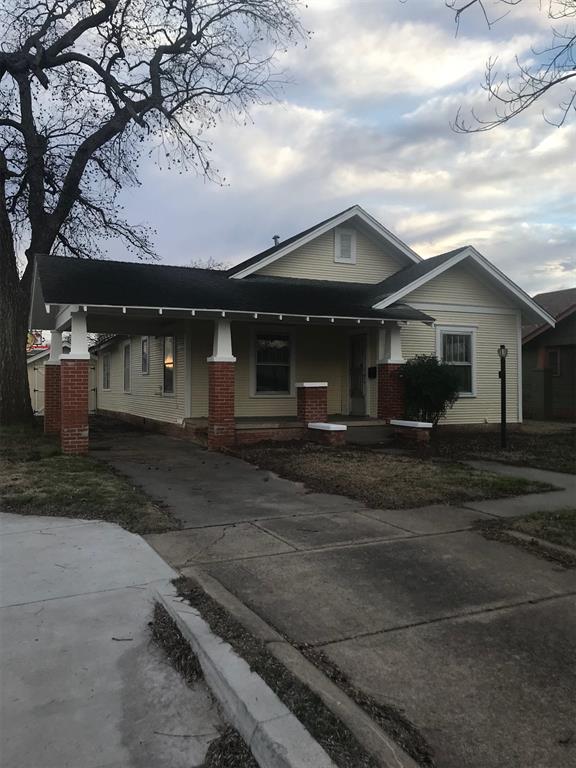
111, 0, 575, 296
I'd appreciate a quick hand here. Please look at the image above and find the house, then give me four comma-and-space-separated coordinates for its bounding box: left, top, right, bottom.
27, 345, 97, 416
29, 205, 554, 454
523, 288, 576, 420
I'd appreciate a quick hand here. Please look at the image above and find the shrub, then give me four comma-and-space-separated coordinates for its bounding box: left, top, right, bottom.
401, 355, 460, 427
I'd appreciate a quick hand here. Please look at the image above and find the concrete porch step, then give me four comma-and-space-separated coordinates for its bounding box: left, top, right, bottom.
345, 426, 394, 445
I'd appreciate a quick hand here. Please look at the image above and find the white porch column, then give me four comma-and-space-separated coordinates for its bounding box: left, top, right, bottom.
48, 331, 63, 364
62, 310, 90, 360
207, 318, 236, 363
378, 323, 405, 364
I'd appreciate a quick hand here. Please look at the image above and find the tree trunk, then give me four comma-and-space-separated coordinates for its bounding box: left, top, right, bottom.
0, 189, 33, 425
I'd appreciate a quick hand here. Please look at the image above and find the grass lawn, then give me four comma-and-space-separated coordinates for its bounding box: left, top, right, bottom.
509, 508, 576, 550
0, 424, 177, 534
235, 443, 553, 510
426, 426, 576, 475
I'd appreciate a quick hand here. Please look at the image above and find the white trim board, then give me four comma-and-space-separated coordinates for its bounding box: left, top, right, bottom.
408, 302, 518, 316
372, 246, 556, 327
230, 205, 421, 279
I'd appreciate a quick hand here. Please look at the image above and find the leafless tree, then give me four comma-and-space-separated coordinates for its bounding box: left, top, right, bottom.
446, 0, 575, 130
0, 0, 302, 425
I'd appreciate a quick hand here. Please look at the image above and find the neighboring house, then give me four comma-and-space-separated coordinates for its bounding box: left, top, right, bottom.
523, 288, 576, 420
27, 345, 97, 415
29, 205, 554, 453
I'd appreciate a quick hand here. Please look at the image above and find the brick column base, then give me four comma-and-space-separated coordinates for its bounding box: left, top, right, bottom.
208, 361, 236, 449
60, 358, 90, 455
297, 384, 328, 424
44, 363, 62, 435
377, 364, 405, 422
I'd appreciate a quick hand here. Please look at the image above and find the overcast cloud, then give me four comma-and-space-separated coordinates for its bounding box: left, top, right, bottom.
113, 0, 575, 296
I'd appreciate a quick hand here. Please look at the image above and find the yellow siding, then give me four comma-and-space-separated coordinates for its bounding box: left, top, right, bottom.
401, 311, 520, 424
97, 335, 186, 424
257, 228, 404, 283
405, 262, 514, 307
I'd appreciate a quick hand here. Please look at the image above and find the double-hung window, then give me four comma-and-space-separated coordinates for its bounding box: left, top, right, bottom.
163, 336, 175, 394
141, 336, 149, 374
547, 348, 560, 377
437, 327, 475, 396
123, 343, 131, 393
254, 333, 292, 395
102, 354, 111, 390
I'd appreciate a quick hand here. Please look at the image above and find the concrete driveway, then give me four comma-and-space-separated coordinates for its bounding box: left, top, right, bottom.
0, 512, 223, 768
94, 425, 576, 768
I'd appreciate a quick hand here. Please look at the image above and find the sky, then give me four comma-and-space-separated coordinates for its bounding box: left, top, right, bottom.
113, 0, 575, 296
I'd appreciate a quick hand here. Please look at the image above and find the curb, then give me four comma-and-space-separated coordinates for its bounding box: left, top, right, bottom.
152, 580, 336, 768
180, 568, 421, 768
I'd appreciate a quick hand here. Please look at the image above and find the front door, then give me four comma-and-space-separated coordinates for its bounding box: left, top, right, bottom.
349, 334, 367, 416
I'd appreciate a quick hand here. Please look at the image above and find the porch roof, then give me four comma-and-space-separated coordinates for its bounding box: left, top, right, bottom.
31, 255, 435, 328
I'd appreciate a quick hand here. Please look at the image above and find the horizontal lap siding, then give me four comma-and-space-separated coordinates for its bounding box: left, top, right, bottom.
401, 313, 520, 425
97, 335, 185, 424
233, 325, 347, 417
257, 228, 403, 283
406, 262, 515, 307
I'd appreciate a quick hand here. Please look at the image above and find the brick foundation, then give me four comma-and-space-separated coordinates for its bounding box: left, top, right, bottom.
377, 364, 405, 422
44, 363, 61, 435
236, 426, 305, 445
297, 385, 328, 424
60, 358, 90, 455
308, 428, 346, 446
208, 361, 236, 449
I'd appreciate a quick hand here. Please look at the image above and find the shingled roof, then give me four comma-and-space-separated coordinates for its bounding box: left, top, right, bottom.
34, 255, 435, 324
523, 288, 576, 342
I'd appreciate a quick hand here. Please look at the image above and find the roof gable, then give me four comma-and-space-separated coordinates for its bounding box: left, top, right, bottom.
371, 247, 556, 327
227, 205, 421, 279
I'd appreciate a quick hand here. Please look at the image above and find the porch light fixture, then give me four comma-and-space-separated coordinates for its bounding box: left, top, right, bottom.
498, 344, 508, 449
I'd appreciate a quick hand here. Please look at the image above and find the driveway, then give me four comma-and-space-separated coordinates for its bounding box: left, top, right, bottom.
0, 512, 223, 768
93, 425, 576, 768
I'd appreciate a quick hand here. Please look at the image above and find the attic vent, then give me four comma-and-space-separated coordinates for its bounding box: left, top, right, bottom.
273, 235, 280, 246
334, 227, 357, 264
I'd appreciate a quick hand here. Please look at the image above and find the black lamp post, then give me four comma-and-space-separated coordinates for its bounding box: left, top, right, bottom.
498, 344, 508, 449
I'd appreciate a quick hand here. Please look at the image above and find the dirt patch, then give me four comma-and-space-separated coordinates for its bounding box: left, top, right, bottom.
234, 442, 551, 510
150, 603, 203, 685
204, 726, 259, 768
426, 427, 576, 475
474, 518, 576, 569
0, 424, 177, 534
175, 577, 435, 768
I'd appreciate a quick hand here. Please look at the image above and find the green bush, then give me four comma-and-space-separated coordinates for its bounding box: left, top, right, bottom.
401, 355, 460, 427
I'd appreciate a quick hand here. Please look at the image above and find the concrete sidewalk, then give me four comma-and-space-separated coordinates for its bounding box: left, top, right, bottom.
0, 513, 223, 768
94, 427, 576, 768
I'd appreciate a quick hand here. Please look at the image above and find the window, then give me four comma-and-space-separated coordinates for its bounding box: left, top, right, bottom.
254, 333, 292, 395
141, 336, 149, 374
437, 327, 475, 396
547, 348, 561, 376
163, 336, 175, 394
334, 227, 357, 264
102, 354, 111, 390
123, 343, 131, 392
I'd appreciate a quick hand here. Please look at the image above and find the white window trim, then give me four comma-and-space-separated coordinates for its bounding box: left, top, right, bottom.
162, 335, 176, 396
250, 327, 295, 398
435, 325, 477, 398
334, 227, 357, 264
141, 336, 149, 375
122, 341, 131, 394
101, 352, 111, 391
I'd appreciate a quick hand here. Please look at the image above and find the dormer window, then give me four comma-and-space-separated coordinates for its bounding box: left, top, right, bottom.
334, 227, 357, 264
